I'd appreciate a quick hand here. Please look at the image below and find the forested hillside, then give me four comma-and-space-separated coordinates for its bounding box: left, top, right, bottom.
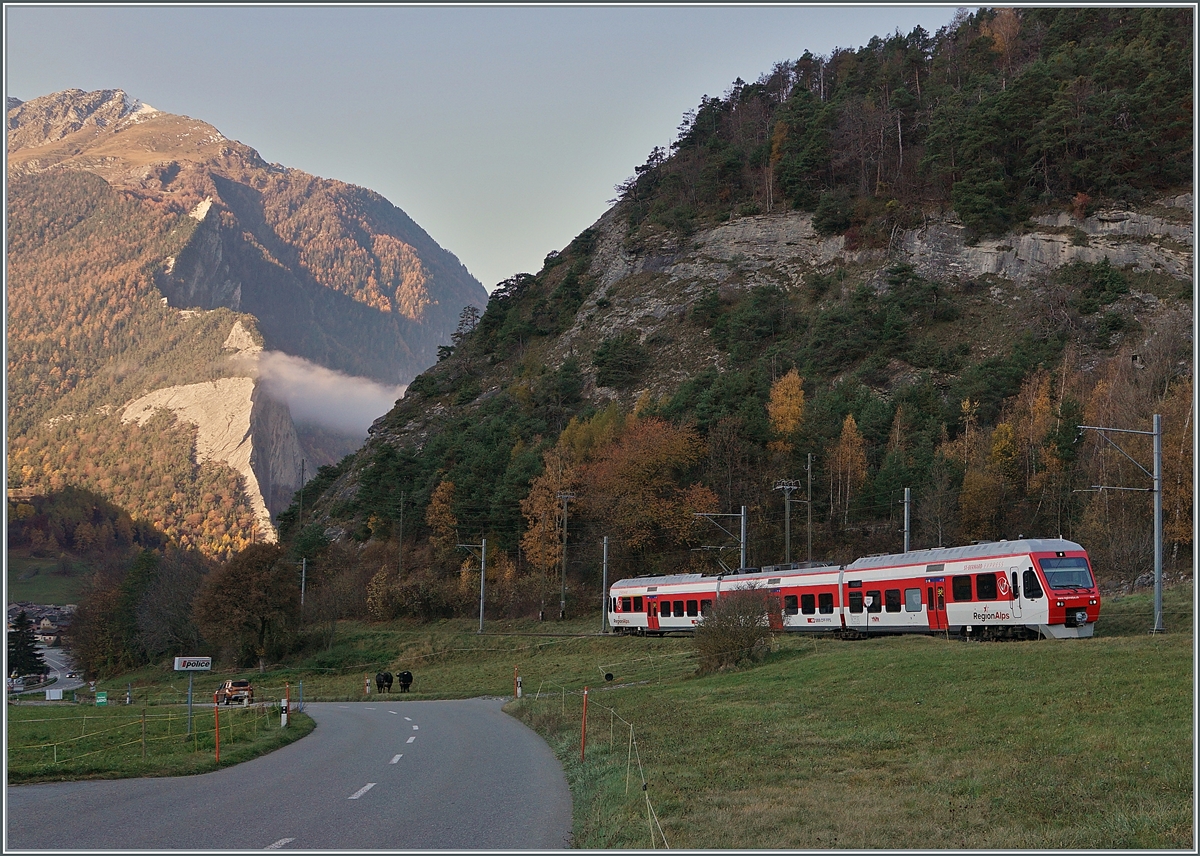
7, 89, 487, 559
286, 7, 1192, 626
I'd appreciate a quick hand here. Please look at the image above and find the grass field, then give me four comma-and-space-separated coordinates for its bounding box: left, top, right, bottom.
7, 584, 1192, 849
6, 553, 88, 604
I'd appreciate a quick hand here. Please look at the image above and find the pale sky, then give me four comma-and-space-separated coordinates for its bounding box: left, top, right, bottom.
5, 4, 966, 293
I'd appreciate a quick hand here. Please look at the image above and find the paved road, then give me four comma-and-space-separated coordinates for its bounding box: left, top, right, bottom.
6, 698, 573, 850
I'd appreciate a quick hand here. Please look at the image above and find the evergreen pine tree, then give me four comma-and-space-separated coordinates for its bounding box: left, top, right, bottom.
7, 611, 46, 679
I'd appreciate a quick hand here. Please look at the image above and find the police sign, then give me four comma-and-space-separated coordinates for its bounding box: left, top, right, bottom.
173, 657, 212, 671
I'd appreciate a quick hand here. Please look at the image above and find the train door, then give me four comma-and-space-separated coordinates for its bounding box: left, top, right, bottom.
845, 582, 867, 631
646, 596, 660, 632
769, 594, 784, 630
925, 566, 948, 631
1006, 568, 1022, 619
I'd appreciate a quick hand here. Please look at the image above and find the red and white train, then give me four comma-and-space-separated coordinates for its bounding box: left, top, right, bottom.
608, 538, 1100, 640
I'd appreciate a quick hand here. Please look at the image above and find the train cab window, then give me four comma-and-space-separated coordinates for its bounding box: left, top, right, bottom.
975, 574, 997, 600
801, 594, 816, 614
621, 597, 632, 612
783, 595, 799, 615
951, 575, 973, 601
818, 593, 834, 614
884, 589, 902, 612
866, 590, 883, 613
904, 588, 922, 612
848, 591, 864, 613
673, 601, 685, 617
610, 598, 616, 612
686, 600, 699, 617
1022, 569, 1044, 599
633, 596, 644, 612
700, 599, 712, 616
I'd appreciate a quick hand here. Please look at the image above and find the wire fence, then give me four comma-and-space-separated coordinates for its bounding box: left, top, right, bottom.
7, 699, 283, 769
519, 677, 671, 849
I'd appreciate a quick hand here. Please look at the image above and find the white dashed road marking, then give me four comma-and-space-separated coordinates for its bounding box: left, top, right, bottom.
265, 838, 295, 849
406, 735, 416, 744
389, 710, 398, 715
366, 707, 376, 710
348, 783, 377, 800
390, 754, 403, 764
412, 724, 419, 730
404, 716, 412, 721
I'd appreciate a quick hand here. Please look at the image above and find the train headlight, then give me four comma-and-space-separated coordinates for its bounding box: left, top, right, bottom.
1089, 598, 1097, 605
1056, 600, 1065, 608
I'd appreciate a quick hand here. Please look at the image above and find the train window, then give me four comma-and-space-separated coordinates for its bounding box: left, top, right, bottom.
1023, 569, 1043, 599
848, 591, 863, 613
686, 600, 699, 617
904, 588, 922, 612
633, 596, 644, 612
818, 593, 834, 614
866, 590, 883, 613
621, 597, 632, 612
611, 598, 616, 612
951, 575, 973, 601
885, 589, 902, 612
784, 595, 799, 615
673, 601, 685, 617
975, 574, 997, 600
801, 594, 816, 614
700, 599, 712, 616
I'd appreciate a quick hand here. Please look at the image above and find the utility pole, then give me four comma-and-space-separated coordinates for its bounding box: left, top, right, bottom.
397, 491, 405, 577
601, 536, 609, 634
774, 480, 801, 564
457, 538, 487, 634
902, 487, 911, 553
557, 492, 575, 620
300, 558, 306, 607
806, 454, 813, 564
1077, 414, 1164, 633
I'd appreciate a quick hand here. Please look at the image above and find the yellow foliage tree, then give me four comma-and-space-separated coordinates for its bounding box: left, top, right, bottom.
519, 445, 575, 579
426, 480, 458, 562
829, 414, 867, 527
767, 368, 805, 455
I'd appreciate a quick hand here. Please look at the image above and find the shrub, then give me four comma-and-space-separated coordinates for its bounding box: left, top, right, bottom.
692, 586, 780, 673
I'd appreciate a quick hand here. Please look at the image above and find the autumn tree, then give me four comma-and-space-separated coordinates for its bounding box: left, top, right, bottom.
581, 417, 718, 571
519, 444, 576, 592
426, 480, 458, 567
767, 368, 805, 456
829, 414, 868, 528
193, 543, 300, 671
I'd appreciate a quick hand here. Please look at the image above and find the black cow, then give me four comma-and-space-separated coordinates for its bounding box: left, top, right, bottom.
375, 672, 393, 693
398, 670, 413, 693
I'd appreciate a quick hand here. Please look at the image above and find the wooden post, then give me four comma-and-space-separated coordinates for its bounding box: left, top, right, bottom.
141, 709, 147, 759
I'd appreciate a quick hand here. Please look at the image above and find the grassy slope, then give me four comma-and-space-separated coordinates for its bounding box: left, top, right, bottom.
8, 586, 1191, 847
6, 552, 89, 604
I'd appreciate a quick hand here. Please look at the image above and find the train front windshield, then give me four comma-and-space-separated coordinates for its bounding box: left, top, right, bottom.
1038, 556, 1095, 590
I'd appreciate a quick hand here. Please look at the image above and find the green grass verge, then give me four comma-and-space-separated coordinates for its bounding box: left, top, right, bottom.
6, 553, 88, 604
8, 586, 1191, 848
7, 703, 314, 783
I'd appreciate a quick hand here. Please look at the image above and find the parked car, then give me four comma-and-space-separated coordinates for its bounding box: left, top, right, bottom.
215, 679, 254, 705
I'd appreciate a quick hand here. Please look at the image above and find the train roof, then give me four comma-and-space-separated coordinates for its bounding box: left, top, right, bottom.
610, 563, 841, 590
845, 538, 1085, 571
